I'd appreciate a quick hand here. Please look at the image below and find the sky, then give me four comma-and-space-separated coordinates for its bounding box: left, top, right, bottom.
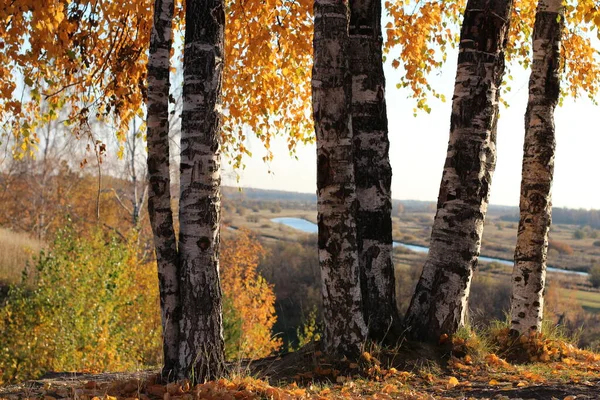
223, 46, 600, 210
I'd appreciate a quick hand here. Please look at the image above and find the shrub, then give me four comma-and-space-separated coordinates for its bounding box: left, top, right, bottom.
220, 230, 281, 360
289, 306, 321, 351
589, 263, 600, 288
593, 240, 600, 247
246, 215, 259, 223
0, 227, 162, 383
0, 225, 281, 383
222, 296, 244, 360
573, 229, 585, 240
548, 239, 574, 255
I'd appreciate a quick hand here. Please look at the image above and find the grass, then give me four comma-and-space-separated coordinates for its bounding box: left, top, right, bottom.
0, 227, 44, 284
560, 287, 600, 313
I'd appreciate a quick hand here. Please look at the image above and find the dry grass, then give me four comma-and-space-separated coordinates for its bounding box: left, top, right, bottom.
0, 227, 44, 284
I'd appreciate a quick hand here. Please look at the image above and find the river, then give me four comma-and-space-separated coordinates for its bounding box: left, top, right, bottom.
271, 217, 589, 276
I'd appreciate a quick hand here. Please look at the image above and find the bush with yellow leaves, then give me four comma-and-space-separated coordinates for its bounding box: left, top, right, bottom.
220, 229, 282, 360
0, 226, 162, 383
0, 226, 282, 383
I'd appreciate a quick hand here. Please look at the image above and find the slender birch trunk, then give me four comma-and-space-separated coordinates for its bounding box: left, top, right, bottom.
348, 0, 399, 343
178, 0, 226, 381
404, 0, 513, 342
146, 0, 180, 379
510, 0, 563, 336
313, 0, 367, 357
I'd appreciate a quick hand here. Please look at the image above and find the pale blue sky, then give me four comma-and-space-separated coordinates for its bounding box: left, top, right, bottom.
224, 46, 600, 210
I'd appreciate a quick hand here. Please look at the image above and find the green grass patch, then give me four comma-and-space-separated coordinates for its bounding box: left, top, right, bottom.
560, 288, 600, 314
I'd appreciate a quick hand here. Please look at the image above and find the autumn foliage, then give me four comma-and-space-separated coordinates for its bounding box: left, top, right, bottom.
0, 227, 162, 384
0, 0, 313, 165
0, 226, 282, 383
384, 0, 600, 112
548, 239, 575, 255
220, 230, 282, 360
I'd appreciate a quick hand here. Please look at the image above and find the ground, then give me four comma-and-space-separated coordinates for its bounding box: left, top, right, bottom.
2, 341, 599, 400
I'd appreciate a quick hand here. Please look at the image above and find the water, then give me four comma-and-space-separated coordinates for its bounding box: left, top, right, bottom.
271, 217, 589, 276
271, 217, 318, 233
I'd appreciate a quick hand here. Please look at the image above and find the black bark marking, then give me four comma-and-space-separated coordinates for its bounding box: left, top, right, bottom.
317, 153, 332, 190
198, 236, 211, 251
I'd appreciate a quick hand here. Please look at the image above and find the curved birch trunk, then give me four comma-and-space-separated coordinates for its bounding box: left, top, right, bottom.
510, 0, 563, 336
404, 0, 513, 342
146, 0, 180, 379
178, 0, 226, 381
313, 0, 367, 357
348, 0, 399, 343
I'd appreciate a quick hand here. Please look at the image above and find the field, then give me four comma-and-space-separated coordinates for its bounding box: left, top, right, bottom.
221, 201, 600, 319
0, 227, 44, 285
393, 210, 600, 275
561, 287, 600, 313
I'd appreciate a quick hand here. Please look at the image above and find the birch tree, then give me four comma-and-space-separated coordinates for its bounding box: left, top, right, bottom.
313, 0, 367, 357
177, 0, 226, 380
509, 0, 564, 337
146, 0, 181, 378
348, 0, 399, 343
144, 0, 310, 380
404, 0, 513, 342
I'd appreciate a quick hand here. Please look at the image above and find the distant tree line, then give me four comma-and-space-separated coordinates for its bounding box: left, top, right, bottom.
501, 207, 600, 230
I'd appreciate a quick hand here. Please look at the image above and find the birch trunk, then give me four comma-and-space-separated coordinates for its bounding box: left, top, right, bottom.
404, 0, 513, 342
510, 0, 563, 336
178, 0, 225, 381
313, 0, 367, 357
348, 0, 399, 343
146, 0, 180, 379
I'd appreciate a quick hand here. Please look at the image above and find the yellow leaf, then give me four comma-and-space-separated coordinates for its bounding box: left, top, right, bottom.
447, 376, 459, 389
489, 379, 500, 385
382, 384, 397, 393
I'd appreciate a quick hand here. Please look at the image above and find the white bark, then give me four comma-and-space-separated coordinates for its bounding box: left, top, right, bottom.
510, 0, 563, 336
177, 0, 226, 381
404, 0, 513, 341
348, 0, 399, 343
313, 0, 367, 357
146, 0, 180, 379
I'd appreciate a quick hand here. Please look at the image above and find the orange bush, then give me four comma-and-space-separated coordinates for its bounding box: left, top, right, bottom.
548, 240, 574, 255
221, 230, 281, 359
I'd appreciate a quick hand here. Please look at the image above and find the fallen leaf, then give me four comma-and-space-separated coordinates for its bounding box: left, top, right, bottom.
447, 376, 459, 389
146, 385, 165, 397
381, 384, 397, 393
